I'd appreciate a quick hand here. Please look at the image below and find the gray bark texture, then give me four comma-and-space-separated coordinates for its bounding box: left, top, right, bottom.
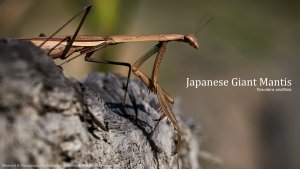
0, 39, 203, 169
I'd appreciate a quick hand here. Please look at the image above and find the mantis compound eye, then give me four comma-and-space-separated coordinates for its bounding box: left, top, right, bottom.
184, 34, 199, 50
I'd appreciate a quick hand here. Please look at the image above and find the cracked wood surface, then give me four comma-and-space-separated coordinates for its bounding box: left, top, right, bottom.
0, 39, 203, 169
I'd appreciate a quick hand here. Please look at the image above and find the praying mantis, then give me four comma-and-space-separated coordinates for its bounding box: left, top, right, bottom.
17, 4, 212, 157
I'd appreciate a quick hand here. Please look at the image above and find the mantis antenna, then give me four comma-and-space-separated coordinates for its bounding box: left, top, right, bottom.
194, 13, 214, 35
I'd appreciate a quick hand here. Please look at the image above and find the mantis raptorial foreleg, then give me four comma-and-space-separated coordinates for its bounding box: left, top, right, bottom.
132, 42, 182, 154
132, 42, 174, 104
156, 85, 182, 154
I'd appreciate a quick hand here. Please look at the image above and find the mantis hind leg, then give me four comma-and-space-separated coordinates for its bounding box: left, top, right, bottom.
39, 5, 92, 60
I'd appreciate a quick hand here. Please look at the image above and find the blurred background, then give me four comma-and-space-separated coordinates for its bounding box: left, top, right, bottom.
1, 0, 299, 169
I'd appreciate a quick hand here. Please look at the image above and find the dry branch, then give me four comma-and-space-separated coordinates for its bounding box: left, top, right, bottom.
0, 39, 203, 169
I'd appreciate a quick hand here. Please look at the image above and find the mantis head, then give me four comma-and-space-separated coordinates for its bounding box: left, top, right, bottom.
184, 34, 199, 50
185, 16, 213, 50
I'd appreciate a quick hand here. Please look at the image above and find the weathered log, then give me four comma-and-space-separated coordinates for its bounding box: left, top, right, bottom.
0, 39, 203, 169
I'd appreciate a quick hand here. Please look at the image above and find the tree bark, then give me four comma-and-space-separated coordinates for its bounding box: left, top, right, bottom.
0, 39, 203, 169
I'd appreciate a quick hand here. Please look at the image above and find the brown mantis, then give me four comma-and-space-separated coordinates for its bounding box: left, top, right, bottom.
17, 4, 212, 157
